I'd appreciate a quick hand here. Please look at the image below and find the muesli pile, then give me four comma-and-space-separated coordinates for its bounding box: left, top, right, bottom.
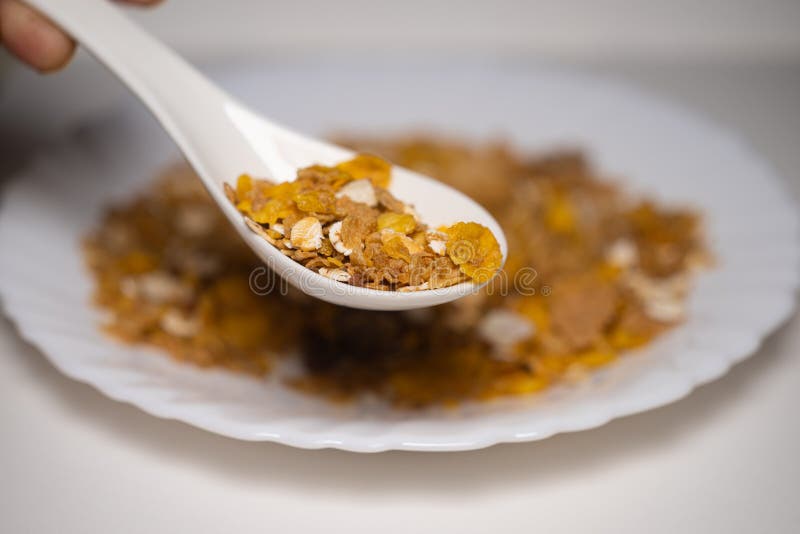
226, 154, 502, 290
83, 135, 710, 407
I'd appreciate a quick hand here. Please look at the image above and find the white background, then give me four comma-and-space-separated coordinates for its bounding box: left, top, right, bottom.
1, 1, 799, 532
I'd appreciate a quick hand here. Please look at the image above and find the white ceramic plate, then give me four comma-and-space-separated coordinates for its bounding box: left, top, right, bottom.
1, 64, 797, 452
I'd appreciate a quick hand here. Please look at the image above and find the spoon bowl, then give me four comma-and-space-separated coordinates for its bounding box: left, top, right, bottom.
28, 0, 507, 310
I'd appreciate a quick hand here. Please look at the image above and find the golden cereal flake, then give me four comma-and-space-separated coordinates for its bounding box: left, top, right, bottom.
86, 136, 708, 408
294, 190, 337, 214
377, 212, 417, 234
227, 155, 502, 291
236, 174, 253, 198
336, 153, 392, 188
250, 198, 296, 226
442, 222, 503, 283
380, 230, 424, 262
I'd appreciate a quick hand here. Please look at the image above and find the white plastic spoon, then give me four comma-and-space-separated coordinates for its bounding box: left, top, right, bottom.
27, 0, 507, 310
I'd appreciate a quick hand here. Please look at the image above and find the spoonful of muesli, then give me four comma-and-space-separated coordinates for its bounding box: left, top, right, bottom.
30, 0, 506, 310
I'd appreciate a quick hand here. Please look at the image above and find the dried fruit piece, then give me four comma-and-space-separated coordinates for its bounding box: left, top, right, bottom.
294, 190, 336, 214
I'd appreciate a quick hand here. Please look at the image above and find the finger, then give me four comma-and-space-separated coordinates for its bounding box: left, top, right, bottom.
0, 0, 75, 72
119, 0, 164, 6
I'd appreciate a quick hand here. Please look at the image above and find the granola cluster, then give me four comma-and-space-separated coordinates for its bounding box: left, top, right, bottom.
226, 154, 502, 290
83, 136, 709, 407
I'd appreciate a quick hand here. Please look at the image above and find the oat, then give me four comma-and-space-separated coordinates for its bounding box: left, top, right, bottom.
136, 272, 191, 304
160, 310, 199, 338
426, 230, 447, 256
244, 216, 276, 245
84, 135, 709, 408
477, 309, 536, 360
605, 238, 638, 269
223, 182, 237, 204
643, 298, 685, 323
397, 282, 430, 292
336, 179, 377, 207
176, 205, 216, 237
290, 217, 323, 251
318, 268, 352, 282
229, 154, 502, 291
327, 221, 352, 256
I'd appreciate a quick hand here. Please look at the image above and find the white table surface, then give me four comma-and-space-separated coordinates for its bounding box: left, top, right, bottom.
1, 58, 798, 533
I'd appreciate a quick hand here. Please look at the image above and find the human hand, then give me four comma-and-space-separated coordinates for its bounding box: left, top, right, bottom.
0, 0, 162, 72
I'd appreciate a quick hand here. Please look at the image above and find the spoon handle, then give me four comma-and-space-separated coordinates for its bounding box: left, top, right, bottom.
26, 0, 272, 182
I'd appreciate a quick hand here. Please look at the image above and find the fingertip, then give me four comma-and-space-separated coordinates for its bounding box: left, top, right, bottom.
34, 37, 76, 73
120, 0, 164, 7
0, 0, 76, 73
